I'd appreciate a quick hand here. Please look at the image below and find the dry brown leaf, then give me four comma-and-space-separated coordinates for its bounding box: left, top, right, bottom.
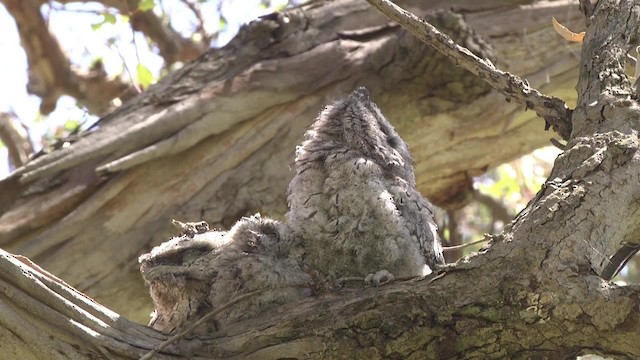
552, 17, 585, 42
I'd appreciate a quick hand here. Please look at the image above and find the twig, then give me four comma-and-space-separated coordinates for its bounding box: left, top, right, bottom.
181, 0, 212, 44
442, 238, 490, 252
109, 42, 142, 94
365, 0, 573, 140
549, 137, 567, 150
139, 289, 267, 360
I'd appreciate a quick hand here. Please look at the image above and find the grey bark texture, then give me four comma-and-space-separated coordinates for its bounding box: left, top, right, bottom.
3, 0, 640, 359
0, 0, 583, 323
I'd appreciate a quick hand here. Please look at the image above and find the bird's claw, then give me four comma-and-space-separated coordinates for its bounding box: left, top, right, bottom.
365, 270, 395, 287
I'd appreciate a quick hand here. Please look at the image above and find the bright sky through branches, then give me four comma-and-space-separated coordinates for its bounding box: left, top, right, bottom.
0, 0, 290, 176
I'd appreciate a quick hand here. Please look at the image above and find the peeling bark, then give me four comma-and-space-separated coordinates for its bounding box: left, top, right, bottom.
5, 3, 637, 359
0, 1, 584, 324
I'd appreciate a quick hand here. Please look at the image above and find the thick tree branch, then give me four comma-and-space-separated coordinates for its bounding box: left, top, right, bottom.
1, 0, 137, 115
2, 245, 640, 358
366, 0, 573, 140
0, 0, 584, 324
0, 250, 182, 359
2, 1, 640, 357
366, 0, 640, 281
572, 0, 640, 136
540, 0, 640, 279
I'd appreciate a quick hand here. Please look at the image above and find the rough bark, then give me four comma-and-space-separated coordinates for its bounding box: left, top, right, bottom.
1, 0, 639, 358
0, 0, 584, 326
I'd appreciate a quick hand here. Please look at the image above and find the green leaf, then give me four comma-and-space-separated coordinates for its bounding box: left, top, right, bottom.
104, 13, 116, 24
33, 113, 45, 124
92, 13, 117, 30
90, 58, 103, 69
136, 63, 154, 88
63, 119, 80, 132
139, 0, 155, 11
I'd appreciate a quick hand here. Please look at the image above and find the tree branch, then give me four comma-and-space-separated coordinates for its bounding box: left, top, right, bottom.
1, 0, 136, 115
0, 112, 33, 170
538, 0, 640, 279
1, 2, 640, 357
0, 249, 182, 359
51, 0, 208, 65
366, 0, 573, 140
129, 9, 207, 65
2, 245, 640, 358
0, 0, 585, 325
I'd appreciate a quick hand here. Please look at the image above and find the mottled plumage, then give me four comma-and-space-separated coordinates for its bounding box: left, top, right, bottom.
140, 87, 445, 333
139, 214, 311, 334
286, 87, 444, 284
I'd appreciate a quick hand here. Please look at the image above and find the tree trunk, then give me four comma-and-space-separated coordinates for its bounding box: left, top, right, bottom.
0, 0, 582, 324
4, 0, 638, 358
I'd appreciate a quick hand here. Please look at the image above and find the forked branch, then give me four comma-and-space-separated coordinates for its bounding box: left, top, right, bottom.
366, 0, 573, 140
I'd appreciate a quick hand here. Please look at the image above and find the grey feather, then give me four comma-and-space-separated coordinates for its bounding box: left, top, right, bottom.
139, 214, 311, 334
286, 87, 444, 283
140, 87, 444, 333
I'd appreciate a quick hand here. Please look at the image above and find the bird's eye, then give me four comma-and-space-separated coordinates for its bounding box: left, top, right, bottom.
386, 135, 399, 148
